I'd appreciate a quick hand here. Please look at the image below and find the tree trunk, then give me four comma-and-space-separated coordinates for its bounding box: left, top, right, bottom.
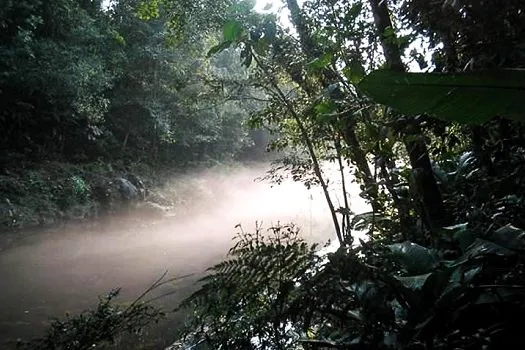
285, 0, 382, 215
252, 53, 344, 244
286, 0, 320, 58
341, 114, 382, 213
368, 0, 448, 228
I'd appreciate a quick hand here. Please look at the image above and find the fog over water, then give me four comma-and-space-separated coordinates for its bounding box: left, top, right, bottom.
0, 163, 369, 348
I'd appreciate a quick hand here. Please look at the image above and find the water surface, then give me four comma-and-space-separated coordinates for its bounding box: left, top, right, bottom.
0, 164, 367, 348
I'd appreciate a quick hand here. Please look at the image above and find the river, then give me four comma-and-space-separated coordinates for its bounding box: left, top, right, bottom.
0, 163, 368, 349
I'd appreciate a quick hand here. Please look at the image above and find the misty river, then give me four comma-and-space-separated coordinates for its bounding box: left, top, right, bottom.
0, 163, 368, 349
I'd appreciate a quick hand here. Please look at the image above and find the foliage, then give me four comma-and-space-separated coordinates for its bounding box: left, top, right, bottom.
0, 0, 263, 166
0, 0, 113, 160
358, 69, 525, 123
175, 0, 525, 349
137, 0, 257, 43
440, 148, 525, 233
69, 175, 91, 203
179, 224, 525, 349
179, 223, 321, 349
399, 0, 525, 71
3, 0, 525, 348
0, 160, 144, 229
20, 288, 164, 350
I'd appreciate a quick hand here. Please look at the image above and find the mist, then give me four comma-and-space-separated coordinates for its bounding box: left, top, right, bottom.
0, 162, 368, 347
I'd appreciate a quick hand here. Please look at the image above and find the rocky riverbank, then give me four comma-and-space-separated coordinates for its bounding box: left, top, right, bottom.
0, 158, 233, 232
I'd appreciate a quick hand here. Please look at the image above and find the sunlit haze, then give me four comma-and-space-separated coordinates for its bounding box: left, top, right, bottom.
0, 163, 369, 345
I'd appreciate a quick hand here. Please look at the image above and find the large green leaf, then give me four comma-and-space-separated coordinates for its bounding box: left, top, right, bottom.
396, 273, 432, 290
223, 20, 244, 41
452, 238, 515, 266
207, 40, 232, 57
358, 70, 525, 124
388, 241, 440, 275
475, 286, 525, 304
441, 223, 476, 253
488, 224, 525, 251
307, 52, 333, 71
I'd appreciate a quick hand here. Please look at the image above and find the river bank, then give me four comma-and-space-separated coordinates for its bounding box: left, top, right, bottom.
0, 158, 266, 233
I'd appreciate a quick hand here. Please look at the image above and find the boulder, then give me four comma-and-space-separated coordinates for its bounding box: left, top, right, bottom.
91, 177, 141, 215
125, 174, 147, 200
115, 178, 139, 201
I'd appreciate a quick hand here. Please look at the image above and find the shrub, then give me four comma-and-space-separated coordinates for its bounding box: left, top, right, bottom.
19, 273, 179, 350
178, 223, 525, 350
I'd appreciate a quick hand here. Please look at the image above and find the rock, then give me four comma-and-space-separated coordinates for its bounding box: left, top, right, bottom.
90, 175, 151, 216
115, 178, 139, 201
125, 174, 147, 200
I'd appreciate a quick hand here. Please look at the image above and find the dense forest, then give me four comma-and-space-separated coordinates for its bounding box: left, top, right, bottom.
2, 0, 525, 349
0, 0, 269, 228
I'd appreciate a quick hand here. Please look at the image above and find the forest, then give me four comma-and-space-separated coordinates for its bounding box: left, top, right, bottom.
1, 0, 525, 349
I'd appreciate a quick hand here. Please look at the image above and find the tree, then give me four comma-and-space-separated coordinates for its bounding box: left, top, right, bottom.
196, 0, 450, 241
0, 0, 114, 160
368, 0, 448, 229
176, 0, 525, 349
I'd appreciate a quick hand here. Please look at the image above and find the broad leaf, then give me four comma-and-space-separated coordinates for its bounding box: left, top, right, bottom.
314, 100, 337, 116
307, 52, 333, 71
223, 21, 244, 41
453, 238, 515, 266
207, 40, 232, 57
442, 223, 476, 253
475, 286, 525, 304
351, 211, 389, 231
488, 224, 525, 251
343, 60, 366, 84
358, 70, 525, 124
388, 242, 439, 275
396, 273, 432, 290
434, 281, 465, 309
253, 37, 270, 56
